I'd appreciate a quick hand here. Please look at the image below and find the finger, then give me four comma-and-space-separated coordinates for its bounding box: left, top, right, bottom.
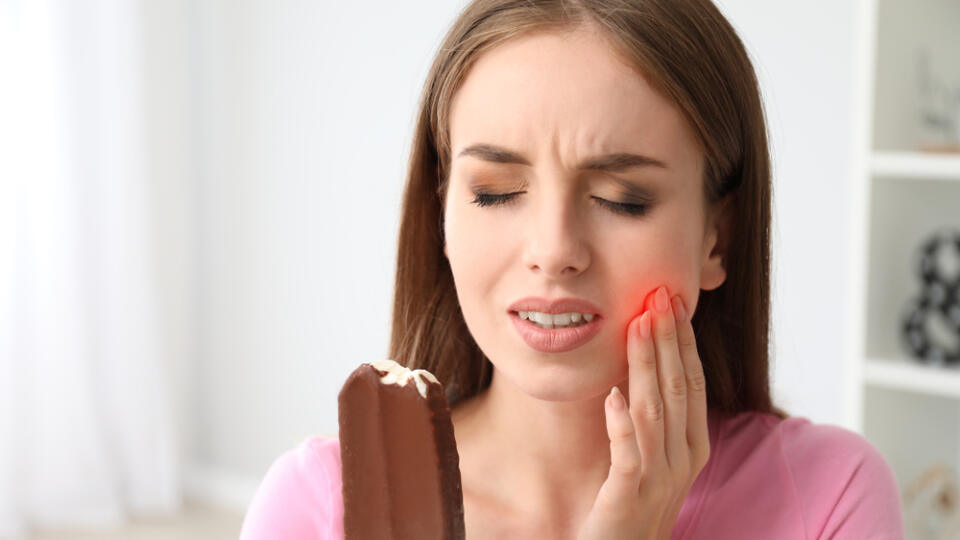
673, 295, 710, 469
600, 386, 643, 503
627, 309, 666, 474
652, 287, 687, 472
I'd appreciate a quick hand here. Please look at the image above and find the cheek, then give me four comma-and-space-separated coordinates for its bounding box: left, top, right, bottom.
446, 210, 509, 277
444, 203, 516, 324
445, 186, 522, 273
608, 229, 701, 315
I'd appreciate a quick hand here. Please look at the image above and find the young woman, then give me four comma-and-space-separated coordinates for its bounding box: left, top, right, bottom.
240, 1, 905, 538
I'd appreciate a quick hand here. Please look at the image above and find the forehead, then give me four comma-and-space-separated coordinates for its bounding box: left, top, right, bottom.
448, 26, 702, 169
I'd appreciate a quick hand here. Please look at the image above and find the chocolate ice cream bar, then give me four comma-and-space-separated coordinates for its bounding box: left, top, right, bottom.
338, 359, 465, 540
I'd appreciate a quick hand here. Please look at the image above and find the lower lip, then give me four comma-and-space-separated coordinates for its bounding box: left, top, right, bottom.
509, 312, 604, 353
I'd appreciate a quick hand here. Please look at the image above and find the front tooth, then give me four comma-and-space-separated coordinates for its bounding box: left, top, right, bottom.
524, 312, 597, 325
531, 312, 551, 325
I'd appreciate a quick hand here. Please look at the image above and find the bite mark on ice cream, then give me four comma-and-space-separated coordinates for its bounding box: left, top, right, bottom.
371, 358, 440, 398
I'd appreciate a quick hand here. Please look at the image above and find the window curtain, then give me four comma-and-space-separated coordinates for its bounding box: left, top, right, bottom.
0, 0, 179, 537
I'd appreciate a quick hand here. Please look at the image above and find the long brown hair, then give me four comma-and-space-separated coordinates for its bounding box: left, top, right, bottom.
389, 0, 788, 420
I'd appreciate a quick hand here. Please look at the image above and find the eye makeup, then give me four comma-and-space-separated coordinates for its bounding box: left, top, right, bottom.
463, 168, 658, 218
469, 190, 653, 218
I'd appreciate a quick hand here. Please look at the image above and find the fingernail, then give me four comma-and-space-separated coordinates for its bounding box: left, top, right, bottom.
655, 286, 669, 313
609, 387, 624, 410
672, 296, 686, 322
639, 311, 652, 339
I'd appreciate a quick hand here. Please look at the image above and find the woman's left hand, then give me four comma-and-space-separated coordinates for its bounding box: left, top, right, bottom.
577, 286, 711, 540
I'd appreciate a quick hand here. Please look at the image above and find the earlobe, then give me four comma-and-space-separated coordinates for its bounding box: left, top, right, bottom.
700, 257, 726, 291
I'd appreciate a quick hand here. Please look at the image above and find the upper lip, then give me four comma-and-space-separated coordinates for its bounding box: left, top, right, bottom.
508, 297, 603, 316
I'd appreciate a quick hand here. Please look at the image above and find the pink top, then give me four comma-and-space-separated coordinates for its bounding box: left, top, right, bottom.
239, 409, 905, 539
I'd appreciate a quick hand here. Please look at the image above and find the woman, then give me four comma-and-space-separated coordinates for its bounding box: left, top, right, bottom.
240, 1, 905, 538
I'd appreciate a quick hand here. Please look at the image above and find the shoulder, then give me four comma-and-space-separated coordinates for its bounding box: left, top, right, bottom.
713, 410, 895, 476
776, 415, 886, 471
719, 411, 891, 469
239, 436, 344, 540
775, 416, 905, 538
709, 412, 904, 539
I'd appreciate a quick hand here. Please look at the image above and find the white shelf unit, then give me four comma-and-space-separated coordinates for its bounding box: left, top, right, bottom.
871, 151, 960, 180
848, 0, 960, 515
864, 358, 960, 400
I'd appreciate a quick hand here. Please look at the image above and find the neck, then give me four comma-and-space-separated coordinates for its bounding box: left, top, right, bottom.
455, 369, 624, 524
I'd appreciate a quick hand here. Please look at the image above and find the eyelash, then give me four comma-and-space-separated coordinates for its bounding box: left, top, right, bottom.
470, 192, 650, 217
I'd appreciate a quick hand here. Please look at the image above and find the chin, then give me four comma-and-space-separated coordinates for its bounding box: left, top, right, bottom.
497, 359, 621, 403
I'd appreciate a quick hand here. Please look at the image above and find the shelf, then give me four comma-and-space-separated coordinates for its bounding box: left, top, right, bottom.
855, 1, 960, 529
871, 151, 960, 181
864, 357, 960, 398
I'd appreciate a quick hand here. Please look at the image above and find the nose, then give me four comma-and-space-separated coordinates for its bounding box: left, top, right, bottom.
521, 188, 590, 278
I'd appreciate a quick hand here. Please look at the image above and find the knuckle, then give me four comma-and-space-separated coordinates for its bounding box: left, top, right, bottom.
657, 324, 677, 342
687, 371, 707, 393
665, 374, 687, 397
610, 425, 636, 442
678, 332, 697, 350
610, 460, 641, 477
630, 350, 657, 369
641, 399, 665, 422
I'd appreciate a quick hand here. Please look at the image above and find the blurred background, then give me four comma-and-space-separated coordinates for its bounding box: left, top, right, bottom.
1, 0, 959, 538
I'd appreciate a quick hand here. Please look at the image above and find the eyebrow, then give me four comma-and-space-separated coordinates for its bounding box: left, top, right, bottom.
457, 143, 668, 171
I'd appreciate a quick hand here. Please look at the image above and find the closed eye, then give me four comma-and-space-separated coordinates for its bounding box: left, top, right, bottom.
470, 191, 650, 217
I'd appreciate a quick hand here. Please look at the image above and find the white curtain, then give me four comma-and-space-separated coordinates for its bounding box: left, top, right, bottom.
0, 0, 179, 537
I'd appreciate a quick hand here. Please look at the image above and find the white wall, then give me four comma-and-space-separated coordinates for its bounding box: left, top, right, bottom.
186, 0, 472, 503
173, 0, 864, 509
715, 0, 860, 422
140, 0, 198, 497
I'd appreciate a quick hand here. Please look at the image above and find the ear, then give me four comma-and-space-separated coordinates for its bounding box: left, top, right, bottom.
699, 196, 731, 291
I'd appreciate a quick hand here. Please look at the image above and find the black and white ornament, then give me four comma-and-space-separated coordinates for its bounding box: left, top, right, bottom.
900, 228, 960, 365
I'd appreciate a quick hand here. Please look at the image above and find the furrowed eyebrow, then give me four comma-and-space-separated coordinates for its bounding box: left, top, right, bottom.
457, 143, 668, 171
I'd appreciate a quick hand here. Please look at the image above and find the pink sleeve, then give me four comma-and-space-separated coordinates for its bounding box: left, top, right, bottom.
239, 437, 344, 540
781, 421, 905, 539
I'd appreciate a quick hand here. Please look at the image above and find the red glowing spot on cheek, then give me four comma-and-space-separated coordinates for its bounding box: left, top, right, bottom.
626, 286, 666, 334
646, 287, 668, 313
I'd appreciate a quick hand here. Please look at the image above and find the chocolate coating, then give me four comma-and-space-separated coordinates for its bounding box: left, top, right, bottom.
338, 362, 465, 540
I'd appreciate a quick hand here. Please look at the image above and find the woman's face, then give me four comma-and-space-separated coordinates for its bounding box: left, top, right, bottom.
443, 25, 727, 402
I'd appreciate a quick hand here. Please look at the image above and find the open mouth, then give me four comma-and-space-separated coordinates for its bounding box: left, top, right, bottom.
508, 311, 604, 353
512, 310, 595, 329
